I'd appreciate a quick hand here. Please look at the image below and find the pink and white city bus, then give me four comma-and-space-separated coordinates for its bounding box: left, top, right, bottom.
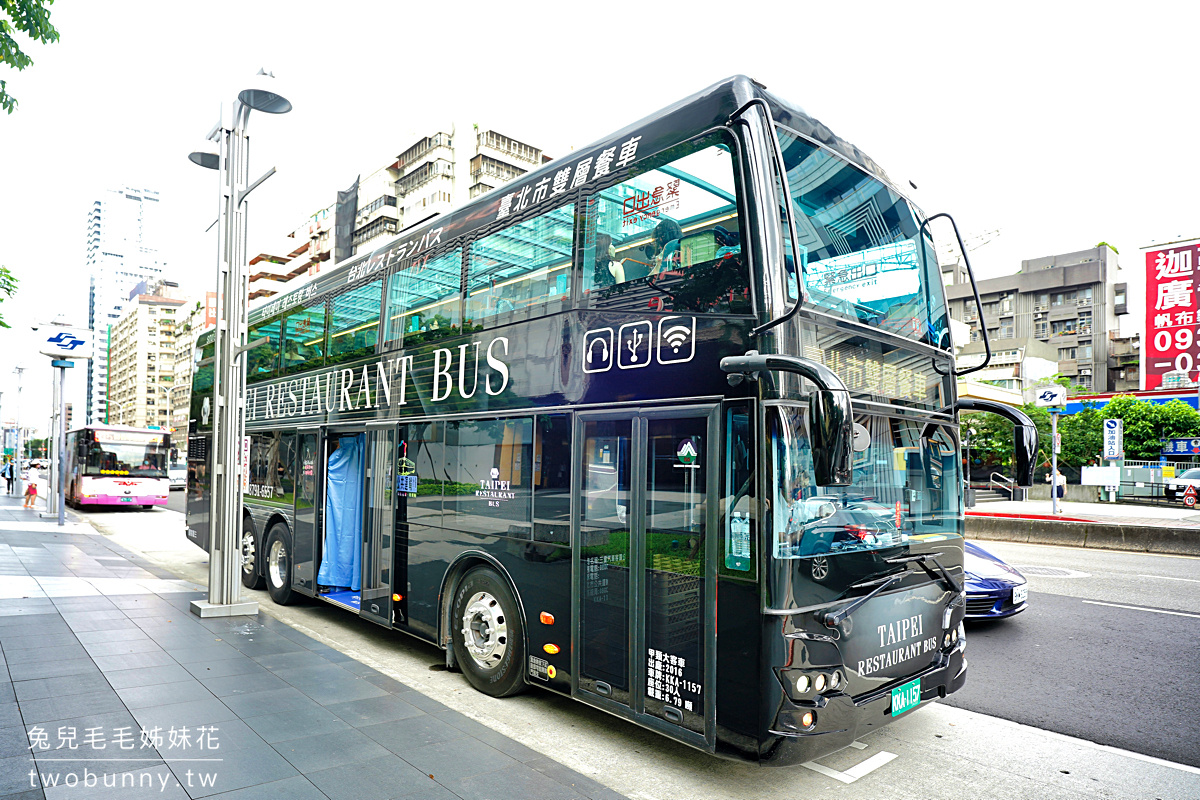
64, 425, 171, 509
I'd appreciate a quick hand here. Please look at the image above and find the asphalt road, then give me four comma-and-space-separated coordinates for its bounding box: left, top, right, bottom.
947, 541, 1200, 767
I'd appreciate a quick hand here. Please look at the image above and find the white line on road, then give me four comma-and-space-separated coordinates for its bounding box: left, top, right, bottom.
802, 751, 898, 784
1082, 600, 1200, 619
1137, 573, 1200, 583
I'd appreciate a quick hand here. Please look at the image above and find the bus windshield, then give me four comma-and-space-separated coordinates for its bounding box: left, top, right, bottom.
84, 430, 169, 478
776, 127, 950, 349
769, 406, 961, 561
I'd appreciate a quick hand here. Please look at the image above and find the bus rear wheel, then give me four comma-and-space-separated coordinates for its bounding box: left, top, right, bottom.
241, 518, 264, 590
450, 567, 526, 698
264, 524, 294, 605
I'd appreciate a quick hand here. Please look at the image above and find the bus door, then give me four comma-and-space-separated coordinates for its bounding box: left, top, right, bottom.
575, 406, 718, 750
291, 428, 321, 597
361, 424, 398, 627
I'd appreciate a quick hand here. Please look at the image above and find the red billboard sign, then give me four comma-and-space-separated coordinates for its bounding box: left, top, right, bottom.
204, 291, 217, 329
1145, 243, 1200, 390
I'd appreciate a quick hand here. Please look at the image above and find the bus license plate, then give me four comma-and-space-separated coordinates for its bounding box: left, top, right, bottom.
119, 497, 133, 503
1013, 584, 1028, 604
890, 678, 921, 717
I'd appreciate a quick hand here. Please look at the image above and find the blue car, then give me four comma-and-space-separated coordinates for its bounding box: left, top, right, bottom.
963, 541, 1028, 619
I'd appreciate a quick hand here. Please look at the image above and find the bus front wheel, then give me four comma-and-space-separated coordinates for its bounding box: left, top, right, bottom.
264, 525, 294, 605
450, 567, 527, 698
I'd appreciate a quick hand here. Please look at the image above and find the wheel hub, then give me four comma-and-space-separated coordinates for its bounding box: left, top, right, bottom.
268, 539, 288, 589
461, 591, 508, 669
241, 531, 256, 575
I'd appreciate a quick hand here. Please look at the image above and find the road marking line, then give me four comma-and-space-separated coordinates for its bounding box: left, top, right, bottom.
847, 740, 868, 750
1137, 574, 1200, 583
1082, 600, 1200, 619
802, 751, 898, 784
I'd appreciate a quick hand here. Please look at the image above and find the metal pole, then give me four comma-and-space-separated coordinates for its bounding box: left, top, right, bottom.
191, 101, 256, 618
1051, 410, 1060, 515
44, 367, 58, 515
12, 367, 22, 499
57, 365, 66, 525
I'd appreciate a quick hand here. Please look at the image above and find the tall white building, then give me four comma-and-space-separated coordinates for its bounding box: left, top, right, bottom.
86, 187, 166, 424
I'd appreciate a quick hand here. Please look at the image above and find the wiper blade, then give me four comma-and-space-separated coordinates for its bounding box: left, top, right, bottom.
888, 553, 962, 597
820, 572, 904, 629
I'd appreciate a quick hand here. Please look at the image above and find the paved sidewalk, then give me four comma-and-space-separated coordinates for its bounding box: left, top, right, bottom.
969, 498, 1200, 527
0, 495, 626, 800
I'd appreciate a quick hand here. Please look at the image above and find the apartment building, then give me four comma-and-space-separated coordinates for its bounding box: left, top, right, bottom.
945, 245, 1129, 392
106, 284, 186, 428
86, 187, 166, 423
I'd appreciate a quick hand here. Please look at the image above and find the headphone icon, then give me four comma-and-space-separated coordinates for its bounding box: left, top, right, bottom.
586, 335, 610, 364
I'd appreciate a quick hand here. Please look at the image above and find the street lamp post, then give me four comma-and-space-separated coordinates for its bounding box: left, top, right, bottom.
12, 367, 23, 499
188, 70, 291, 619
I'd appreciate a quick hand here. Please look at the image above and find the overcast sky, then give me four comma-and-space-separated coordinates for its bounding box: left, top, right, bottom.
1, 0, 1196, 435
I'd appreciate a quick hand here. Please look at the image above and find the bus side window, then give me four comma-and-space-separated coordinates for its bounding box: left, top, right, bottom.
443, 417, 533, 540
283, 302, 326, 375
465, 205, 574, 329
533, 414, 571, 544
328, 280, 382, 365
384, 247, 463, 347
580, 132, 749, 315
247, 317, 283, 379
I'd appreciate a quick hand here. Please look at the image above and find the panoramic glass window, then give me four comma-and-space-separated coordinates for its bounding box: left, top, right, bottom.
442, 417, 534, 539
328, 280, 382, 364
581, 133, 749, 314
776, 127, 950, 349
466, 206, 573, 328
282, 303, 326, 375
247, 318, 282, 379
769, 407, 961, 563
384, 247, 462, 346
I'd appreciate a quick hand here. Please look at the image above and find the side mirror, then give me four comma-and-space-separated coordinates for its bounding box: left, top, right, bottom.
810, 389, 853, 487
1014, 423, 1037, 487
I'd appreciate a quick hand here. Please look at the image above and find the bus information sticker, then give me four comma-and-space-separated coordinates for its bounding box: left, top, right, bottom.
890, 678, 921, 717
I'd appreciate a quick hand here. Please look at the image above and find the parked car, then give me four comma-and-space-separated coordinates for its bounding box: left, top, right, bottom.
963, 540, 1028, 619
169, 464, 188, 491
1164, 468, 1200, 502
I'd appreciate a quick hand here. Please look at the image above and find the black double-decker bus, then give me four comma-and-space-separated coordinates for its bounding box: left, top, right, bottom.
187, 76, 1034, 764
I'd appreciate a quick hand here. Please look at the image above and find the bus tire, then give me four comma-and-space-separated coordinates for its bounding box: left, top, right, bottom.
241, 518, 264, 590
264, 524, 295, 605
450, 567, 527, 698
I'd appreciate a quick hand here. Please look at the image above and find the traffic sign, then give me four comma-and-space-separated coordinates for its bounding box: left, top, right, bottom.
1102, 419, 1123, 460
1185, 486, 1196, 508
1034, 385, 1067, 408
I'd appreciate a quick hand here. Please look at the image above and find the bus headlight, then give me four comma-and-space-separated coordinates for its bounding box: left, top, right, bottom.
829, 671, 842, 690
795, 674, 811, 693
813, 673, 827, 693
943, 633, 952, 648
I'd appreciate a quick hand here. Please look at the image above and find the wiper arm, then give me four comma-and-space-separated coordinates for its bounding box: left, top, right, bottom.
887, 553, 962, 597
820, 572, 904, 629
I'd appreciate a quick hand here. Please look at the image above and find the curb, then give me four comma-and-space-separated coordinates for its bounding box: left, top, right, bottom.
966, 515, 1200, 557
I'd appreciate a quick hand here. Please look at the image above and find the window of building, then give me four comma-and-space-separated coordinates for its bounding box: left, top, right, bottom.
1079, 344, 1092, 360
1058, 347, 1076, 360
1051, 319, 1074, 336
999, 319, 1014, 339
1051, 291, 1075, 307
1077, 287, 1093, 305
467, 207, 573, 327
1077, 310, 1092, 333
1035, 293, 1049, 310
581, 132, 748, 314
442, 417, 533, 539
1034, 320, 1049, 339
1078, 373, 1093, 389
999, 293, 1014, 314
970, 328, 981, 343
328, 281, 382, 365
282, 303, 326, 375
384, 248, 462, 346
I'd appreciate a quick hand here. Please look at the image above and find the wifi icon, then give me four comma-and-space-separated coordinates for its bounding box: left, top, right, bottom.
663, 325, 690, 353
657, 317, 695, 365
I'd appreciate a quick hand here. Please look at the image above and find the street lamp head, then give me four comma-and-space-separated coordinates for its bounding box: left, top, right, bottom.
238, 69, 292, 115
188, 140, 220, 170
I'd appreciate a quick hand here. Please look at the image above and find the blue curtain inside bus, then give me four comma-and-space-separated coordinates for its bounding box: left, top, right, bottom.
318, 434, 364, 590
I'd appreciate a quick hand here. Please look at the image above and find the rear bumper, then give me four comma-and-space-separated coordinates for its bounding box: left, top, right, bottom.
763, 647, 967, 766
78, 495, 168, 506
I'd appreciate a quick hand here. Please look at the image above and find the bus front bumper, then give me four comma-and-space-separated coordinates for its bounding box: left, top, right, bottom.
764, 647, 967, 766
79, 495, 168, 506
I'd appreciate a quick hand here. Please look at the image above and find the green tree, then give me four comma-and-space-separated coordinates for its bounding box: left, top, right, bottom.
0, 264, 16, 328
1, 0, 59, 114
